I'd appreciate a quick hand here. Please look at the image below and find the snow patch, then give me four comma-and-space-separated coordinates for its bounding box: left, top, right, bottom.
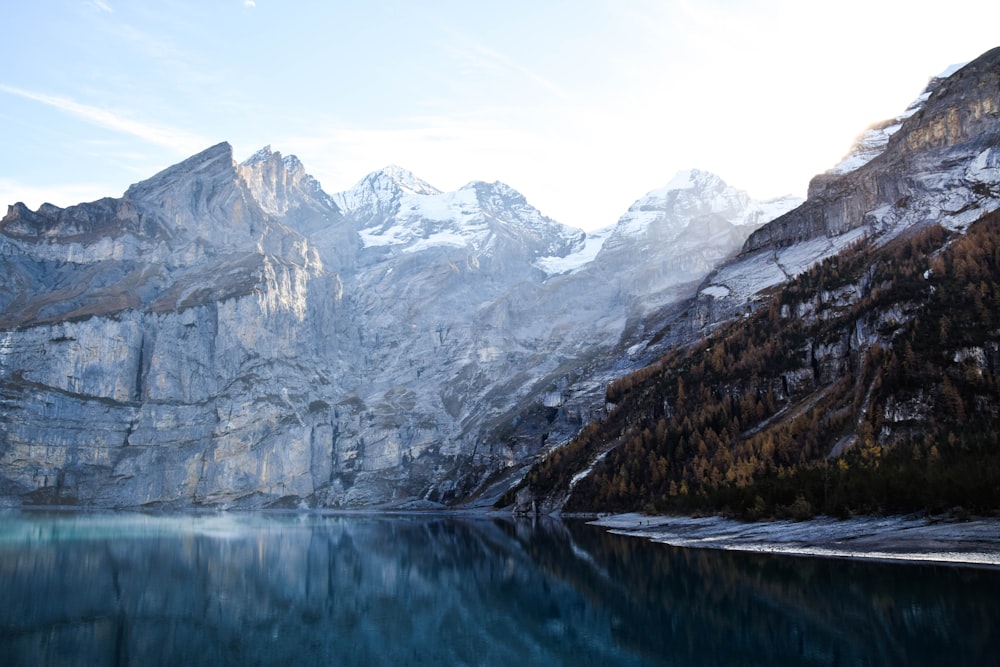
936, 62, 968, 79
569, 451, 608, 491
700, 284, 730, 299
536, 226, 612, 275
402, 231, 473, 253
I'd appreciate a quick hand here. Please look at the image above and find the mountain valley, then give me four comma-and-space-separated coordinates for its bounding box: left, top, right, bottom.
2, 46, 1000, 515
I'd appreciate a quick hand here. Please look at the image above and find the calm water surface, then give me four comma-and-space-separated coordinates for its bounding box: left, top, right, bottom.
0, 511, 997, 666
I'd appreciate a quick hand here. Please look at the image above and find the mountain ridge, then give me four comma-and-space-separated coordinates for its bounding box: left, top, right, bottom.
1, 134, 787, 508
5, 48, 997, 511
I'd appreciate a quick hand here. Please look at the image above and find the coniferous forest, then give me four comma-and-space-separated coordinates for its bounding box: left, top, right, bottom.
503, 210, 1000, 518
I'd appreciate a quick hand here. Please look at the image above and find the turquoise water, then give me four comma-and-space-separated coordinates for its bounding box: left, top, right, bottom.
0, 512, 997, 666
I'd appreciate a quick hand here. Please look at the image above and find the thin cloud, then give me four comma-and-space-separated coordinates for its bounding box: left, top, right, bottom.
89, 0, 113, 12
0, 85, 209, 155
443, 32, 571, 101
244, 0, 256, 6
102, 21, 224, 89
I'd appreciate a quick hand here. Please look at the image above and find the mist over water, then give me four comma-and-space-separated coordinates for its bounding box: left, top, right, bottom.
0, 512, 997, 666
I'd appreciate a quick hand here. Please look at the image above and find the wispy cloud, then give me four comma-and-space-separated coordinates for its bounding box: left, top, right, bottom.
0, 84, 209, 155
443, 32, 571, 101
244, 0, 256, 6
89, 0, 113, 13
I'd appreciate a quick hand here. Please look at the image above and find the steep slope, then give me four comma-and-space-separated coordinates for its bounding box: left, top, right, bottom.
505, 47, 1000, 516
696, 47, 1000, 327
751, 48, 1000, 247
0, 143, 343, 507
515, 215, 1000, 516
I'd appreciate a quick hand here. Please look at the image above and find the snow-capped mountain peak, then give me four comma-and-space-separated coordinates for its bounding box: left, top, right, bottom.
604, 169, 800, 250
332, 166, 441, 226
536, 170, 801, 278
462, 181, 577, 236
332, 172, 585, 260
662, 168, 702, 191
378, 165, 441, 196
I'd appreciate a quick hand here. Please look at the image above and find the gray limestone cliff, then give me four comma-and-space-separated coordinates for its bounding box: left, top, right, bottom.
691, 47, 1000, 330
1, 143, 342, 507
0, 138, 794, 508
744, 47, 1000, 254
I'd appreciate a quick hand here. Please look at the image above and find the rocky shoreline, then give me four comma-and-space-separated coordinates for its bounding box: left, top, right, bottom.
591, 513, 1000, 568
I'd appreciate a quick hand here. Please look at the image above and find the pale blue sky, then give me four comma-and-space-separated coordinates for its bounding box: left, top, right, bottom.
2, 1, 1000, 230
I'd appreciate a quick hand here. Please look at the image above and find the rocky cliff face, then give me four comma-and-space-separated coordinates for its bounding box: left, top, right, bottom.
744, 47, 1000, 254
1, 143, 343, 507
693, 47, 1000, 329
0, 139, 794, 508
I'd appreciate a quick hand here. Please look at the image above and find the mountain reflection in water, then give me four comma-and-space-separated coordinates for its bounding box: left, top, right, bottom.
0, 512, 996, 666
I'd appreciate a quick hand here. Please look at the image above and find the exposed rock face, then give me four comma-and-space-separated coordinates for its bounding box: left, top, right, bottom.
1, 143, 341, 507
0, 142, 795, 508
696, 47, 1000, 327
744, 47, 1000, 255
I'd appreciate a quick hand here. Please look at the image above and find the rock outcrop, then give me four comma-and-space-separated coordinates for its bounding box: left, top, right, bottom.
744, 47, 1000, 254
693, 47, 1000, 329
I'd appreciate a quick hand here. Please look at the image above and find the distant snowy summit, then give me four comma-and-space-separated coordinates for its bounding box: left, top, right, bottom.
622, 169, 799, 235
534, 169, 801, 277
332, 164, 441, 226
595, 169, 802, 257
329, 165, 586, 263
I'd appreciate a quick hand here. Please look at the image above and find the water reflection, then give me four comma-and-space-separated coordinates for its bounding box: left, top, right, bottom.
0, 512, 996, 666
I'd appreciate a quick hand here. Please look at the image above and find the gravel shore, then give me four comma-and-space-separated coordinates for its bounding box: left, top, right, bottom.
591, 513, 1000, 568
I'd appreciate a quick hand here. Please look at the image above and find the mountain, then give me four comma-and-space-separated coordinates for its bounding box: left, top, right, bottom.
506, 46, 1000, 516
10, 41, 999, 514
333, 165, 586, 271
0, 137, 795, 508
590, 169, 801, 315
601, 169, 798, 254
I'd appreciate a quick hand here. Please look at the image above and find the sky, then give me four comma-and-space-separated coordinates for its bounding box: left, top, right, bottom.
2, 1, 1000, 231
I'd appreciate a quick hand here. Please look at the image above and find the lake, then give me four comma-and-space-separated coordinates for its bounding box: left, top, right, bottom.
0, 511, 997, 666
